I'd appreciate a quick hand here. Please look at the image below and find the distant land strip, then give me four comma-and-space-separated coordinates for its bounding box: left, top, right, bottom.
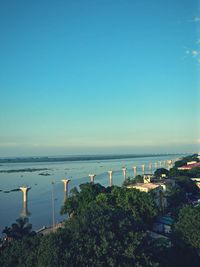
0, 153, 180, 164
0, 168, 49, 173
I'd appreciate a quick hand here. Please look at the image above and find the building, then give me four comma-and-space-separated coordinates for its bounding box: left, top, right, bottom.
191, 178, 200, 188
127, 182, 167, 209
153, 216, 174, 234
127, 182, 161, 193
178, 162, 200, 170
187, 161, 197, 165
143, 174, 153, 183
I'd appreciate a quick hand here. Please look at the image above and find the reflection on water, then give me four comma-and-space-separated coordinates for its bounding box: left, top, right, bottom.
20, 201, 31, 218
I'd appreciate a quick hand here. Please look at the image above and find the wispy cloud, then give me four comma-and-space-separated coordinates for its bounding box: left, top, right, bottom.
183, 47, 200, 64
191, 50, 200, 57
193, 16, 200, 23
183, 16, 200, 63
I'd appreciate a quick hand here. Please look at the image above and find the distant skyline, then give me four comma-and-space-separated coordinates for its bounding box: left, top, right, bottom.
0, 0, 200, 157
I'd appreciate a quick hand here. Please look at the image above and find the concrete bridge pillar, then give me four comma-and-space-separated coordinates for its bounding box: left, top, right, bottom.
133, 166, 137, 177
142, 164, 145, 175
62, 179, 71, 196
108, 171, 113, 186
122, 167, 127, 180
163, 160, 166, 167
89, 174, 96, 183
149, 163, 152, 173
20, 187, 30, 203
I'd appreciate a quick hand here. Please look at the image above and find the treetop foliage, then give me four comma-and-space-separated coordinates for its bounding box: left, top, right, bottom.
1, 192, 159, 267
61, 183, 158, 229
154, 168, 169, 178
123, 175, 144, 186
172, 205, 200, 253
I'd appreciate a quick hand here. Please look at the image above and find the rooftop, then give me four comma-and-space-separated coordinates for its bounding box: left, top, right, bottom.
178, 162, 200, 170
156, 216, 174, 226
127, 183, 160, 190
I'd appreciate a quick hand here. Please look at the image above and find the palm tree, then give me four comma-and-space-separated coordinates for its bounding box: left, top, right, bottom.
2, 217, 35, 241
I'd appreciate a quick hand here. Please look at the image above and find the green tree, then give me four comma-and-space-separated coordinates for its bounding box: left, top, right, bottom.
0, 205, 160, 267
168, 167, 185, 178
187, 167, 200, 178
96, 186, 158, 229
35, 230, 70, 267
154, 168, 169, 178
123, 175, 143, 186
2, 217, 35, 241
61, 183, 158, 229
63, 203, 159, 267
61, 183, 106, 216
176, 176, 199, 195
169, 166, 200, 180
173, 205, 200, 253
169, 205, 200, 267
134, 175, 144, 183
123, 177, 134, 186
166, 185, 186, 215
0, 235, 41, 267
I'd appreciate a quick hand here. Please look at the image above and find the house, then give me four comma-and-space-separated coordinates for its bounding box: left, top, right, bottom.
127, 182, 167, 210
187, 161, 197, 165
143, 174, 153, 183
191, 178, 200, 188
178, 162, 200, 170
127, 182, 161, 193
153, 216, 174, 234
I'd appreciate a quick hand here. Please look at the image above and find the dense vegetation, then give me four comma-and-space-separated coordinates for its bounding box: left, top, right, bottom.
154, 168, 169, 178
1, 184, 159, 267
1, 154, 200, 267
123, 175, 143, 186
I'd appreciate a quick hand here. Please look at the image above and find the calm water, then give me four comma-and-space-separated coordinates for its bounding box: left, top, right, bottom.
0, 154, 182, 235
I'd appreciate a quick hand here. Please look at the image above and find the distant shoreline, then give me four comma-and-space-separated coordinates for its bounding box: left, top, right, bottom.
0, 168, 50, 173
0, 153, 181, 164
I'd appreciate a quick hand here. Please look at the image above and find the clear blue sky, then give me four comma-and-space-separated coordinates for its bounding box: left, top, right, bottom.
0, 0, 199, 156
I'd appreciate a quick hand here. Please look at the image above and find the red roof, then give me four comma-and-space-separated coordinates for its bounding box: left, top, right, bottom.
178, 162, 200, 170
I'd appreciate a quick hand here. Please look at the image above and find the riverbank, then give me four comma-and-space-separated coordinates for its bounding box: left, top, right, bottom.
0, 153, 181, 164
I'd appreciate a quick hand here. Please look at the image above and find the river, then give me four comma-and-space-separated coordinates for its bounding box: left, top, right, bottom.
0, 154, 183, 235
